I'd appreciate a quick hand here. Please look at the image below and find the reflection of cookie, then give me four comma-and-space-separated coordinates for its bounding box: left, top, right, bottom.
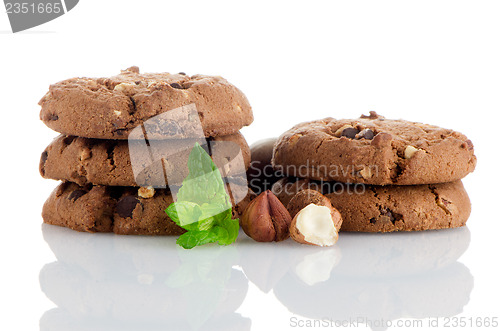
272, 112, 476, 185
273, 178, 471, 232
39, 66, 253, 139
40, 133, 250, 187
42, 182, 252, 235
273, 262, 473, 323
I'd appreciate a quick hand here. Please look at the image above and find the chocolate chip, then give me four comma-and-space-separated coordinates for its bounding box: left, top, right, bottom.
379, 207, 403, 224
362, 129, 374, 140
40, 151, 48, 176
116, 196, 140, 218
113, 129, 127, 136
355, 129, 375, 140
68, 189, 87, 202
178, 72, 186, 75
62, 136, 76, 145
369, 218, 377, 224
462, 139, 474, 151
341, 127, 360, 139
48, 114, 58, 121
170, 83, 184, 89
41, 151, 48, 164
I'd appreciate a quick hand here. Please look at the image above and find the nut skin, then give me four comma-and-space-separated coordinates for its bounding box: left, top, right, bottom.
240, 190, 292, 242
287, 189, 343, 231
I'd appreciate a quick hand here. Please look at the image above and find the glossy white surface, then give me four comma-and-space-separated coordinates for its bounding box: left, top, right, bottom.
38, 224, 472, 331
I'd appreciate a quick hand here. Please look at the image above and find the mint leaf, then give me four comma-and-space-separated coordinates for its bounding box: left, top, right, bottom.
165, 142, 240, 249
176, 229, 219, 249
166, 201, 202, 227
219, 216, 239, 245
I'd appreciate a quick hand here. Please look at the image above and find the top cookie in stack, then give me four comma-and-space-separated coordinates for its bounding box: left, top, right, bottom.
272, 111, 476, 185
40, 66, 253, 140
271, 112, 476, 233
39, 67, 254, 235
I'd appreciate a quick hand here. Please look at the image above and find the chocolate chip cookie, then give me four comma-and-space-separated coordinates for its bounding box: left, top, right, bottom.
39, 66, 253, 139
42, 182, 254, 235
272, 112, 476, 185
273, 177, 471, 232
40, 132, 250, 187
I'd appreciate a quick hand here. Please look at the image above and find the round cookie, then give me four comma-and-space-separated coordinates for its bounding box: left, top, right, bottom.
272, 177, 471, 232
40, 132, 251, 187
272, 112, 476, 185
39, 66, 253, 139
42, 182, 253, 235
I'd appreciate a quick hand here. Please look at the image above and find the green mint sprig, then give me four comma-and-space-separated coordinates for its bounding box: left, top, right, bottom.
165, 143, 239, 249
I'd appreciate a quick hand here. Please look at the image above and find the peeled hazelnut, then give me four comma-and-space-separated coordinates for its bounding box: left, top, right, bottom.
240, 190, 292, 242
404, 145, 423, 159
138, 186, 155, 198
290, 204, 340, 247
287, 189, 342, 247
358, 165, 373, 179
114, 82, 136, 93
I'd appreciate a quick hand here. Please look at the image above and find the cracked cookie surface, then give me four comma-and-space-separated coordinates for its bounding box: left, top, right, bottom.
40, 132, 250, 187
272, 112, 476, 185
39, 66, 253, 139
42, 182, 254, 235
273, 177, 471, 232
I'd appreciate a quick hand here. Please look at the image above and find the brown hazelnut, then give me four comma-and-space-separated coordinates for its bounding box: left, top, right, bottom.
240, 190, 292, 242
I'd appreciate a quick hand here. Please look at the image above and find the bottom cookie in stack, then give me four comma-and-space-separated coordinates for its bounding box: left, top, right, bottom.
272, 177, 471, 232
43, 181, 253, 235
39, 131, 254, 235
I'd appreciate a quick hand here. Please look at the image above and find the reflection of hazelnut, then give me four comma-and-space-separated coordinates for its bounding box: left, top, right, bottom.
138, 186, 155, 198
240, 190, 292, 242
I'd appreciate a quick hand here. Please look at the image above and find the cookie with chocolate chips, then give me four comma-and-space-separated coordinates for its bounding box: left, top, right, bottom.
273, 177, 471, 232
42, 182, 254, 235
40, 132, 250, 187
39, 66, 253, 139
272, 112, 476, 185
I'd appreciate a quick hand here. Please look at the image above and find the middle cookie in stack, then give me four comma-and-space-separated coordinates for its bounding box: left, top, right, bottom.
271, 112, 477, 232
39, 67, 254, 235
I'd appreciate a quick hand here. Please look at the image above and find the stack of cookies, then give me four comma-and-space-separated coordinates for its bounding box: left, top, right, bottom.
39, 67, 254, 235
271, 112, 477, 232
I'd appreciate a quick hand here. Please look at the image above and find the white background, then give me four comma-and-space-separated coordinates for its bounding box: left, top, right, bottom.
1, 1, 499, 330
